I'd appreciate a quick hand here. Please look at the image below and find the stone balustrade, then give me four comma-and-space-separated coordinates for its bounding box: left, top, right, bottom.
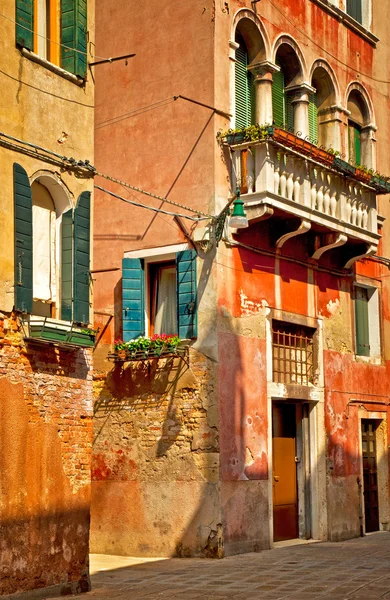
230, 141, 378, 241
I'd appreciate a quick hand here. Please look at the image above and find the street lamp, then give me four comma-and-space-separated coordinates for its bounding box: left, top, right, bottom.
229, 188, 248, 229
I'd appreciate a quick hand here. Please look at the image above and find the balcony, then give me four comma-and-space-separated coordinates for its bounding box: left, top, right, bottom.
226, 131, 383, 267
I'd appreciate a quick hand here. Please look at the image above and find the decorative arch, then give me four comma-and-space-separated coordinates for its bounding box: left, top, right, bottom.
344, 82, 376, 168
30, 170, 73, 216
309, 59, 341, 107
231, 8, 271, 63
272, 34, 307, 83
344, 81, 375, 127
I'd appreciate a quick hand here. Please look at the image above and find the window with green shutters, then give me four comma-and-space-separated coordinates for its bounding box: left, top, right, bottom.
308, 93, 318, 143
122, 249, 198, 341
346, 0, 362, 24
13, 163, 91, 323
14, 164, 33, 313
235, 34, 254, 128
348, 121, 361, 165
355, 286, 370, 357
15, 0, 88, 78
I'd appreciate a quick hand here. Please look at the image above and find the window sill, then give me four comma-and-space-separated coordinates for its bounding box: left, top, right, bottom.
20, 48, 86, 86
309, 0, 379, 46
354, 354, 383, 365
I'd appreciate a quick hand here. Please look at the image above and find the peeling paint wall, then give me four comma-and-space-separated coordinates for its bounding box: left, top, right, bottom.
91, 350, 222, 557
92, 0, 390, 556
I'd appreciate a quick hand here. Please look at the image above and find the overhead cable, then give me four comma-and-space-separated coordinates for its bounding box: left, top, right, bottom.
94, 185, 208, 221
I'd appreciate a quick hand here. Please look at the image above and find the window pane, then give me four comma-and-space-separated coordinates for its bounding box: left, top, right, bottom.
154, 267, 177, 335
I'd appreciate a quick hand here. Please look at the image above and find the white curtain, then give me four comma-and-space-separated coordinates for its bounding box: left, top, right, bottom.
154, 267, 177, 334
32, 204, 56, 303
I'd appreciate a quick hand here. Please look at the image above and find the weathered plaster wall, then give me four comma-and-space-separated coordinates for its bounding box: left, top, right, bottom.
91, 350, 222, 557
0, 314, 93, 596
0, 0, 95, 312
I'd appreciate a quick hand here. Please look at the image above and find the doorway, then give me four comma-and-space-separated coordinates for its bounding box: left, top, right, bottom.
272, 403, 298, 541
361, 419, 379, 533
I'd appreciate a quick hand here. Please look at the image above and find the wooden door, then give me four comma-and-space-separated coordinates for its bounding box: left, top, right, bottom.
272, 404, 298, 541
361, 419, 379, 533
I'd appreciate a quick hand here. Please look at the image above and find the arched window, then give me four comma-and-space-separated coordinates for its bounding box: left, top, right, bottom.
347, 89, 371, 167
310, 65, 337, 147
235, 33, 255, 128
272, 44, 302, 131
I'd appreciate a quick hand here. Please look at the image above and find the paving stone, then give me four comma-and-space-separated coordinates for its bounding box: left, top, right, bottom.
57, 533, 390, 600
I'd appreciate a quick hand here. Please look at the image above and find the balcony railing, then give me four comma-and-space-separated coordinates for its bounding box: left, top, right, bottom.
225, 133, 382, 265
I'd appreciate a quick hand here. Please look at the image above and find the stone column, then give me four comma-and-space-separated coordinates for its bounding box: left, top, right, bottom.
286, 83, 316, 138
248, 61, 280, 126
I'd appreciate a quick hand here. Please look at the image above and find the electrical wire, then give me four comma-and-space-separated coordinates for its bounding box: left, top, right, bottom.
0, 130, 214, 219
268, 0, 390, 86
0, 11, 108, 60
94, 185, 208, 222
94, 172, 213, 219
95, 97, 177, 130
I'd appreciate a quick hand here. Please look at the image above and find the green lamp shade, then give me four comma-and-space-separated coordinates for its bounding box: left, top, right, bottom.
229, 193, 248, 229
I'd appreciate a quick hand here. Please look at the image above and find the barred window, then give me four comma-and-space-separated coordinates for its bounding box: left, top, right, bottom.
272, 321, 315, 385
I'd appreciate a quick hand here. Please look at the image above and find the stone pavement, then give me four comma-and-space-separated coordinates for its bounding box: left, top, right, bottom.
58, 532, 390, 599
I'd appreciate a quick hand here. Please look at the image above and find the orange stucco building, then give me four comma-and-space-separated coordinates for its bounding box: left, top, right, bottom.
92, 0, 390, 556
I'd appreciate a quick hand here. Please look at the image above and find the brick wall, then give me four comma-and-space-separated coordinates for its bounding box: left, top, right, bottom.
91, 349, 222, 557
0, 312, 93, 597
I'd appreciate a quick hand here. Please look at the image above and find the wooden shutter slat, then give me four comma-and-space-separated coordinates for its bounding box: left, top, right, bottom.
272, 67, 285, 128
14, 163, 33, 313
176, 250, 197, 339
122, 258, 145, 341
16, 0, 34, 50
286, 92, 294, 132
308, 93, 318, 143
73, 191, 90, 324
61, 0, 87, 78
61, 208, 73, 321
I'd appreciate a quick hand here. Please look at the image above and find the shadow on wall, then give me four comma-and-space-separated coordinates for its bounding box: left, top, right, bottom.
0, 509, 91, 597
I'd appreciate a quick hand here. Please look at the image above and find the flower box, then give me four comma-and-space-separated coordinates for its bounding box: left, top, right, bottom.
333, 157, 356, 177
355, 168, 371, 184
226, 132, 246, 145
273, 127, 297, 148
110, 334, 188, 362
23, 317, 96, 348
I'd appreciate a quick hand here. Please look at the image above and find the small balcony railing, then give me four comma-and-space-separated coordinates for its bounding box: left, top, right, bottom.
222, 128, 383, 262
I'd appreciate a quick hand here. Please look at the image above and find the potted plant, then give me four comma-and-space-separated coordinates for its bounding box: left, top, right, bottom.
69, 327, 96, 348
272, 127, 297, 148
114, 339, 128, 360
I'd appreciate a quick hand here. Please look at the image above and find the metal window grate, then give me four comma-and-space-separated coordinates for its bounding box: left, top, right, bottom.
272, 321, 315, 385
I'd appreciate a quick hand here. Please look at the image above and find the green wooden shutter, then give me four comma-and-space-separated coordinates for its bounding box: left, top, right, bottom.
308, 93, 318, 143
14, 163, 33, 313
272, 68, 285, 127
355, 287, 369, 357
286, 92, 294, 132
61, 208, 73, 321
347, 0, 362, 23
122, 258, 145, 341
61, 0, 88, 78
15, 0, 34, 50
354, 125, 361, 165
176, 250, 197, 339
73, 191, 90, 324
235, 35, 253, 128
